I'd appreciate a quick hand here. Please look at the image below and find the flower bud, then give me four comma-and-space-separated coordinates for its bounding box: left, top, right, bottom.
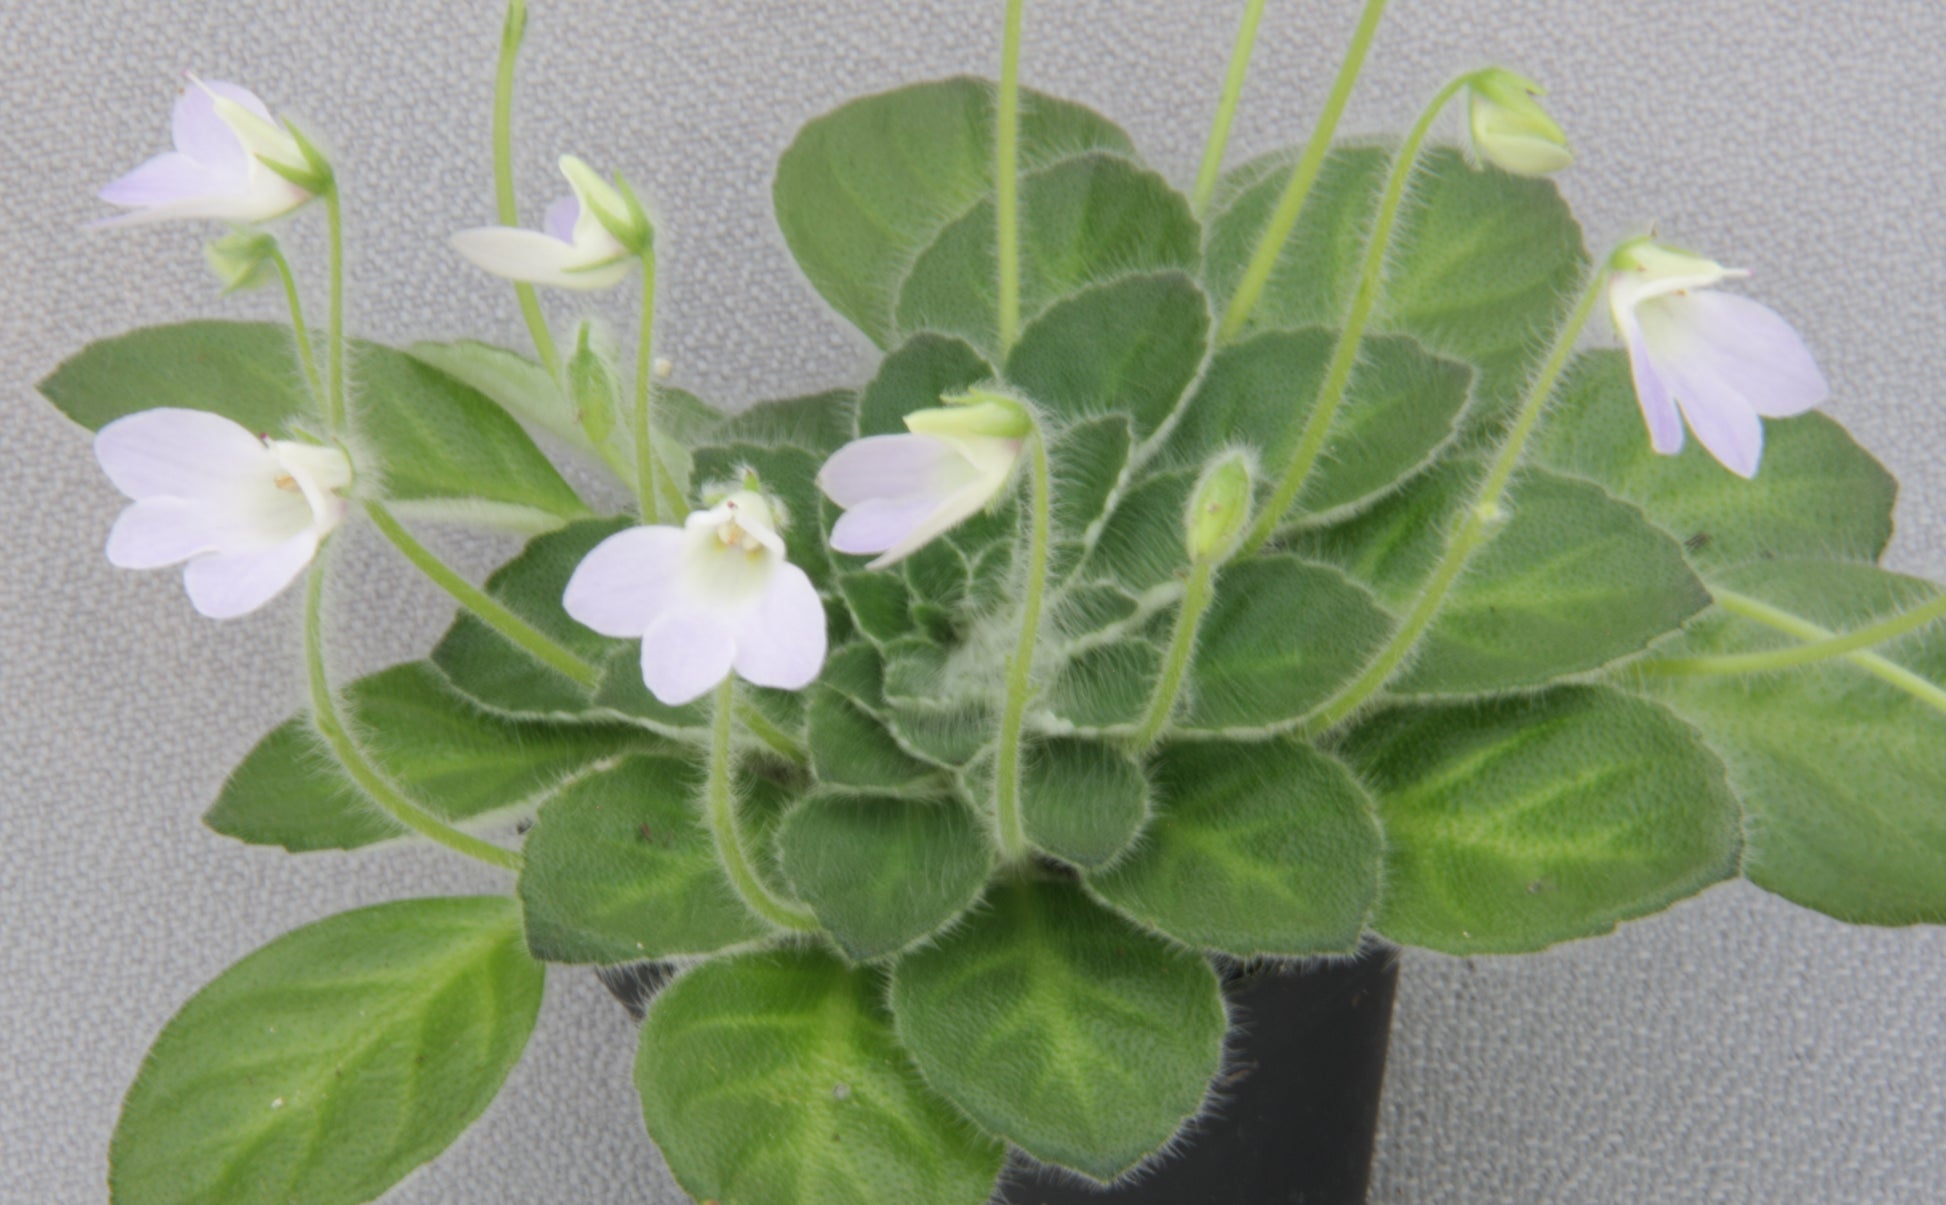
1184, 453, 1253, 564
1466, 69, 1572, 177
559, 155, 653, 257
566, 323, 620, 451
913, 390, 1034, 440
204, 230, 279, 294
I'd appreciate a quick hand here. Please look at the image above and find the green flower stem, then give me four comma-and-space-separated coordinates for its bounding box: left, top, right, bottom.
1241, 72, 1472, 554
1216, 0, 1392, 344
1642, 588, 1946, 715
1133, 560, 1216, 748
267, 246, 326, 408
631, 249, 686, 523
364, 500, 599, 689
736, 700, 809, 766
994, 428, 1051, 862
1190, 0, 1269, 219
708, 679, 819, 931
304, 563, 523, 870
494, 0, 561, 381
996, 0, 1025, 356
1302, 262, 1609, 734
322, 185, 348, 435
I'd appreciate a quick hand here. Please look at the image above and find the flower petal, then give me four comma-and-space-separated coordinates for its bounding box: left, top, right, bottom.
106, 497, 258, 568
95, 408, 274, 502
1619, 314, 1685, 456
542, 195, 579, 244
172, 80, 251, 171
181, 530, 319, 619
98, 151, 222, 209
817, 433, 972, 509
562, 525, 688, 638
1662, 291, 1828, 418
450, 227, 631, 290
829, 496, 940, 557
733, 563, 827, 691
640, 610, 737, 706
1678, 389, 1765, 479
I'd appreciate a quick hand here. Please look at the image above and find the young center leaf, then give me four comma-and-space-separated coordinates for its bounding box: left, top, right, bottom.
110, 897, 542, 1205
638, 949, 1006, 1205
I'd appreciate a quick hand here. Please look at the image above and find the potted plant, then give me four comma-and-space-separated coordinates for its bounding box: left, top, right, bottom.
32, 1, 1946, 1202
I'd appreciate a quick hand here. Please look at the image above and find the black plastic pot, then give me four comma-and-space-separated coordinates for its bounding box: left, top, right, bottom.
600, 947, 1399, 1205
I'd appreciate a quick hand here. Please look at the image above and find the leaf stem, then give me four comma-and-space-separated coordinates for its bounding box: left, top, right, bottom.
995, 428, 1051, 862
1217, 0, 1392, 344
1133, 560, 1216, 748
1643, 588, 1946, 715
267, 245, 326, 408
1241, 73, 1472, 554
707, 679, 819, 931
321, 185, 348, 435
1301, 260, 1609, 734
996, 0, 1025, 356
364, 500, 599, 688
1190, 0, 1270, 219
494, 0, 561, 380
304, 563, 523, 870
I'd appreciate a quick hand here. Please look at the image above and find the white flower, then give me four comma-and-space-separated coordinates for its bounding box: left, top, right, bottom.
817, 396, 1030, 570
1465, 69, 1573, 177
562, 490, 826, 706
95, 409, 351, 618
96, 78, 314, 227
451, 156, 648, 291
1607, 239, 1829, 478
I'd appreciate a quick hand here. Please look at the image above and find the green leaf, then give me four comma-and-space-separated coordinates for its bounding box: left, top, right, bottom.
891, 878, 1224, 1181
110, 897, 542, 1205
407, 338, 581, 452
1534, 349, 1896, 570
1337, 686, 1742, 953
432, 518, 627, 719
517, 755, 777, 963
807, 682, 945, 792
1047, 415, 1134, 549
1080, 468, 1195, 597
1205, 146, 1587, 417
1628, 559, 1946, 925
40, 322, 590, 530
774, 76, 1134, 347
839, 571, 919, 644
1297, 461, 1709, 695
1165, 328, 1472, 517
1090, 741, 1380, 955
1006, 272, 1209, 442
713, 389, 858, 456
777, 792, 991, 960
856, 333, 994, 438
639, 949, 1005, 1205
896, 153, 1200, 358
1020, 737, 1150, 868
1183, 556, 1392, 731
206, 661, 656, 853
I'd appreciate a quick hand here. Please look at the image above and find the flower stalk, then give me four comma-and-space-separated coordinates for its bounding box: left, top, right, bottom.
996, 0, 1026, 356
707, 679, 819, 931
493, 0, 561, 380
321, 184, 348, 435
994, 426, 1051, 862
1190, 0, 1270, 219
266, 244, 326, 410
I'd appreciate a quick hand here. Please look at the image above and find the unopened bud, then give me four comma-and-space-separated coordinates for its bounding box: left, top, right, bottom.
1466, 69, 1572, 177
204, 230, 278, 294
566, 323, 620, 450
911, 390, 1034, 440
560, 155, 653, 256
1185, 453, 1253, 563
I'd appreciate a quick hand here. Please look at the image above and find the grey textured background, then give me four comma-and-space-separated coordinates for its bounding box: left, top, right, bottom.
5, 1, 1944, 1201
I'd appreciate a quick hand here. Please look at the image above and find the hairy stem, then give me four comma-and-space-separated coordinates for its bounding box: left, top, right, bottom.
1217, 0, 1392, 344
304, 564, 523, 870
995, 429, 1051, 862
494, 0, 561, 380
996, 0, 1025, 356
632, 250, 662, 521
268, 246, 326, 408
1241, 73, 1471, 554
708, 680, 819, 930
1302, 262, 1609, 733
1190, 0, 1270, 218
322, 186, 348, 435
1133, 561, 1216, 748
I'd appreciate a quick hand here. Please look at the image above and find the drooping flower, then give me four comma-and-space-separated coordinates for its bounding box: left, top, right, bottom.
1464, 69, 1573, 177
451, 156, 650, 291
562, 489, 826, 706
1607, 239, 1828, 478
817, 393, 1030, 569
95, 409, 352, 618
97, 78, 316, 227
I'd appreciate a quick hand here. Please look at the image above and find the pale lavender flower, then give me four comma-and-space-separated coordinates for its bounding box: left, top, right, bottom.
96, 79, 313, 227
818, 396, 1029, 569
95, 409, 351, 618
562, 491, 826, 706
1607, 240, 1828, 478
451, 156, 646, 291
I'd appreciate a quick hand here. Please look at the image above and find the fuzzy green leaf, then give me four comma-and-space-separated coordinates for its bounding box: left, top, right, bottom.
1021, 737, 1150, 868
890, 878, 1225, 1181
856, 333, 994, 438
110, 897, 541, 1205
1090, 741, 1380, 955
807, 682, 945, 792
1006, 272, 1209, 442
713, 389, 859, 456
639, 949, 1005, 1205
1338, 686, 1742, 953
775, 77, 1133, 347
